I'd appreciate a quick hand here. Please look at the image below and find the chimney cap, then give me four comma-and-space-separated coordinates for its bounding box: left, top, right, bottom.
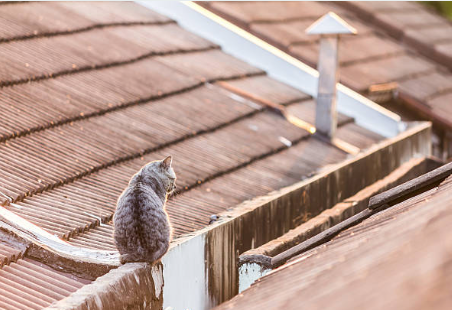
306, 12, 357, 36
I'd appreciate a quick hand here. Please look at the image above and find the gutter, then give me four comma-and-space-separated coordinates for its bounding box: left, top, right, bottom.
237, 156, 447, 291
140, 1, 405, 138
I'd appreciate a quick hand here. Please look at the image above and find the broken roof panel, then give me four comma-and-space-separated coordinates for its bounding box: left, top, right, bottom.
0, 240, 23, 268
215, 173, 452, 310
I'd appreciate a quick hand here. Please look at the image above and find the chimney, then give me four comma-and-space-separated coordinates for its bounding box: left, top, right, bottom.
306, 12, 357, 138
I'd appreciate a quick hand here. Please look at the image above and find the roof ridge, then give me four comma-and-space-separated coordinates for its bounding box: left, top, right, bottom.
369, 161, 452, 210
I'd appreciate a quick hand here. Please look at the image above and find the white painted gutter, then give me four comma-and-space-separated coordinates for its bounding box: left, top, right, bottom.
139, 1, 405, 138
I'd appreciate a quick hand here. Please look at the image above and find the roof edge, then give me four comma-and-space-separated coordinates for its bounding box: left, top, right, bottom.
44, 263, 163, 310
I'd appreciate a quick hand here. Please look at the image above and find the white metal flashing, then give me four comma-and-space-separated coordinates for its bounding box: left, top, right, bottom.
162, 234, 209, 310
139, 1, 405, 138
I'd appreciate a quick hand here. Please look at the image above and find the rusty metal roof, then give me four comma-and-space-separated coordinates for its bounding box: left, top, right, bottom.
0, 1, 387, 306
215, 174, 452, 310
0, 240, 23, 268
200, 1, 452, 132
0, 257, 91, 310
0, 229, 90, 310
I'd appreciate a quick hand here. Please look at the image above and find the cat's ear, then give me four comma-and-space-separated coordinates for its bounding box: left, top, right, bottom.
161, 156, 172, 170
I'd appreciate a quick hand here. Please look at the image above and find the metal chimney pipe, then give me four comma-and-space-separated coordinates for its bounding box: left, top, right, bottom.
306, 12, 357, 139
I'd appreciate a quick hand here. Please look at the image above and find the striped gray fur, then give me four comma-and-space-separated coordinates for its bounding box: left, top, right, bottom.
113, 156, 176, 264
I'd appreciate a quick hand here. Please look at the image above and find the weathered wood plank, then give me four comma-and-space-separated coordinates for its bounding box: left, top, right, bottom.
368, 161, 452, 210
271, 208, 374, 268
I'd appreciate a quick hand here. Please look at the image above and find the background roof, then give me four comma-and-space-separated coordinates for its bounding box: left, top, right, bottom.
200, 1, 452, 130
0, 1, 383, 255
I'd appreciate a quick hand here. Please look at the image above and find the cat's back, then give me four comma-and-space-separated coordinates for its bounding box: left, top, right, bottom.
114, 182, 170, 253
114, 157, 175, 263
114, 182, 164, 224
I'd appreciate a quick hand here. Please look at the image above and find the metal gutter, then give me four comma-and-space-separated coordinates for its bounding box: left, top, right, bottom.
140, 1, 405, 138
237, 155, 443, 292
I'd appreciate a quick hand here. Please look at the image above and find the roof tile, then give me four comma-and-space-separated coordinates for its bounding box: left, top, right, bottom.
0, 2, 170, 41
0, 24, 216, 86
0, 258, 90, 309
340, 54, 435, 91
398, 71, 452, 101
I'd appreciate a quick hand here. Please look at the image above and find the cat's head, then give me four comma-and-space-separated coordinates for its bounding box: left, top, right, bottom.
142, 156, 176, 194
158, 156, 177, 194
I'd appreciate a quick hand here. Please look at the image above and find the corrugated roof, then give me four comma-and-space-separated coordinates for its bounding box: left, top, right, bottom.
341, 1, 452, 70
215, 174, 452, 310
201, 1, 452, 132
0, 231, 91, 310
0, 2, 387, 306
0, 257, 91, 310
0, 240, 23, 268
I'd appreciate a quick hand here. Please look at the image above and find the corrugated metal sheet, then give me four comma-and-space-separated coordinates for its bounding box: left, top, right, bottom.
215, 176, 452, 310
68, 224, 116, 251
0, 241, 23, 268
0, 2, 171, 42
0, 258, 91, 310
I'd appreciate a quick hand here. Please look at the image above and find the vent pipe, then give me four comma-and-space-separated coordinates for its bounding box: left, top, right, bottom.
306, 12, 357, 138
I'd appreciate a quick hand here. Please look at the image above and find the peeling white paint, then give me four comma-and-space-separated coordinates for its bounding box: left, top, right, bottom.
239, 263, 270, 293
94, 294, 103, 309
134, 273, 141, 285
151, 264, 164, 299
162, 234, 208, 310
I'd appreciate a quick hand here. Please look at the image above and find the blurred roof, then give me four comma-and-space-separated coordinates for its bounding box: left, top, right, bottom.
0, 2, 387, 307
0, 231, 90, 309
200, 1, 452, 131
215, 171, 452, 310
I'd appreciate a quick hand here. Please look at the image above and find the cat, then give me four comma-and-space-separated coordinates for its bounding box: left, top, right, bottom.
113, 156, 176, 264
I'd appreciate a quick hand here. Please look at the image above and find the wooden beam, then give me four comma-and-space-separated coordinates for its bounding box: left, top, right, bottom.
368, 162, 452, 210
